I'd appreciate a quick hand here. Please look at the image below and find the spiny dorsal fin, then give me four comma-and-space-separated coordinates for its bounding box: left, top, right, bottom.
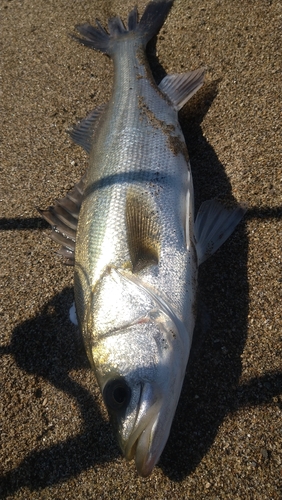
39, 174, 86, 264
69, 104, 106, 154
158, 68, 206, 111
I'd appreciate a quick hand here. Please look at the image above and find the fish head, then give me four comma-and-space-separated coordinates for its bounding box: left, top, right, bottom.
91, 311, 191, 477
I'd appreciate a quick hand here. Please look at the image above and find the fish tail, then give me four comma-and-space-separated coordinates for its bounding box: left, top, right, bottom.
72, 0, 174, 56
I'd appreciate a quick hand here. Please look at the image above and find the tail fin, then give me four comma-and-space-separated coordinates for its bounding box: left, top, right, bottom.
72, 0, 173, 56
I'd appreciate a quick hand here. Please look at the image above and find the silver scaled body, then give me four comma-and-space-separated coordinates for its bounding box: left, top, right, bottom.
74, 39, 196, 474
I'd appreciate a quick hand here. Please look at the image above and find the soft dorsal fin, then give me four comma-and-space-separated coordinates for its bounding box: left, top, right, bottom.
158, 67, 206, 111
195, 200, 246, 265
69, 104, 106, 153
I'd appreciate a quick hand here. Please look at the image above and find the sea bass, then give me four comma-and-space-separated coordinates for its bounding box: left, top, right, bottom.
41, 0, 245, 477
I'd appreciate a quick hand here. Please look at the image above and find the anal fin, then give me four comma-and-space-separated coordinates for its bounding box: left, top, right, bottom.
159, 67, 206, 111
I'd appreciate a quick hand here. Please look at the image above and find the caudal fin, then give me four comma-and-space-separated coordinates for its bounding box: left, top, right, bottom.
72, 0, 174, 56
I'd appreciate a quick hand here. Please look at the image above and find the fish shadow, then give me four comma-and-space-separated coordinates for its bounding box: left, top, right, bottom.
157, 82, 282, 480
0, 288, 119, 497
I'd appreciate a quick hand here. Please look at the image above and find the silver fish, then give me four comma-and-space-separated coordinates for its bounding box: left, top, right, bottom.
41, 0, 245, 477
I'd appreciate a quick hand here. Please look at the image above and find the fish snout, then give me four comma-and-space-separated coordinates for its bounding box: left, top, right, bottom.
121, 383, 164, 477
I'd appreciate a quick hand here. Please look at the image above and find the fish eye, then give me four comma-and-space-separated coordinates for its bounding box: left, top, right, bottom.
103, 378, 131, 412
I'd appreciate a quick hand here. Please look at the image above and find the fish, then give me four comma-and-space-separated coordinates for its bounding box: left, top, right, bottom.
40, 0, 245, 477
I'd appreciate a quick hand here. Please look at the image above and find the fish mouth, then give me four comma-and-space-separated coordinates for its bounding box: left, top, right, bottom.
123, 383, 163, 477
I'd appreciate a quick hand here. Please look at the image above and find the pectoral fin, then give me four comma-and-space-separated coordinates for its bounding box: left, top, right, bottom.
195, 200, 246, 265
126, 189, 160, 273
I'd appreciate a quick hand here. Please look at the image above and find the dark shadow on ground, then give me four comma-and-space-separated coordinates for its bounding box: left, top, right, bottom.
0, 218, 48, 231
157, 81, 282, 480
0, 288, 119, 497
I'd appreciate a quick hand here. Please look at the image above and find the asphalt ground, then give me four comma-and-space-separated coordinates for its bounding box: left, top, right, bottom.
1, 0, 281, 498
